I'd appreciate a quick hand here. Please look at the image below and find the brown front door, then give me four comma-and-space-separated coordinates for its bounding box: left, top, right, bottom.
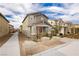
36, 27, 43, 38
36, 27, 42, 34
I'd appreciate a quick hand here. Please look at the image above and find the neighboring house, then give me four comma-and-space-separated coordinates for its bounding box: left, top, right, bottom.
48, 19, 58, 35
70, 24, 79, 34
0, 13, 9, 37
48, 19, 56, 26
60, 21, 72, 35
48, 19, 65, 35
9, 24, 15, 33
21, 12, 52, 38
48, 19, 72, 35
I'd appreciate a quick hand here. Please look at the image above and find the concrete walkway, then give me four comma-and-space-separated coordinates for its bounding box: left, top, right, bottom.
0, 32, 20, 56
33, 38, 79, 56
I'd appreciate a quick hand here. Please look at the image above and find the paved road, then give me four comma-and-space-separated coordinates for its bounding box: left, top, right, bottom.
0, 32, 20, 56
33, 38, 79, 56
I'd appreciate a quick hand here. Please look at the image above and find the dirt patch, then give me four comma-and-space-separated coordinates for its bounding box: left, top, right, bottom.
18, 32, 26, 56
19, 33, 65, 56
38, 39, 64, 48
24, 44, 48, 56
24, 39, 64, 56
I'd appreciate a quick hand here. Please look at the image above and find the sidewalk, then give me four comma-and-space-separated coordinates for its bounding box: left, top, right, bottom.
0, 32, 20, 56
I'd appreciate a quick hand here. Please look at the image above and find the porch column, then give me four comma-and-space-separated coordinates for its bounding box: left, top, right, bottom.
70, 28, 72, 34
69, 28, 71, 34
42, 27, 43, 33
29, 26, 32, 37
71, 28, 72, 34
74, 28, 75, 34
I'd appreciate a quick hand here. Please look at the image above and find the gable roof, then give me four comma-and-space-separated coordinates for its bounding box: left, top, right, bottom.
0, 13, 9, 23
22, 12, 48, 23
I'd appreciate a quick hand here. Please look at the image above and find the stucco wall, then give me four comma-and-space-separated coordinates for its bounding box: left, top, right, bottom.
0, 16, 9, 37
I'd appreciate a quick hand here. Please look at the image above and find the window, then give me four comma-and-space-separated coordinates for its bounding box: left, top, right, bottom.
41, 17, 44, 21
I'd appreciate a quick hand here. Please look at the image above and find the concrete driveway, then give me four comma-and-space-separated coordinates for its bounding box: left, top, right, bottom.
33, 38, 79, 56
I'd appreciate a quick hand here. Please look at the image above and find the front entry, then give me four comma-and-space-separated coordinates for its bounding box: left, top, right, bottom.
36, 27, 47, 38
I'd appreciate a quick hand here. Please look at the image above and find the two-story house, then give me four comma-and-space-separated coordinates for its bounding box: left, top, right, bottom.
48, 19, 72, 36
21, 12, 52, 38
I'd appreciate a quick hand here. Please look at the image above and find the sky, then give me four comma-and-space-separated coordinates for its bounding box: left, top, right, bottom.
0, 3, 79, 29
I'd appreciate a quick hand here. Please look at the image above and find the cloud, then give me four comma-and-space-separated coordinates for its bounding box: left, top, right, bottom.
0, 7, 14, 15
0, 3, 35, 28
0, 4, 25, 13
0, 3, 79, 28
21, 3, 38, 14
62, 3, 79, 15
9, 21, 22, 29
46, 3, 79, 24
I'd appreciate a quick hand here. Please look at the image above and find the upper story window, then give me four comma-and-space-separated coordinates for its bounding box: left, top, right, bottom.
34, 16, 35, 19
30, 16, 33, 20
41, 17, 44, 21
